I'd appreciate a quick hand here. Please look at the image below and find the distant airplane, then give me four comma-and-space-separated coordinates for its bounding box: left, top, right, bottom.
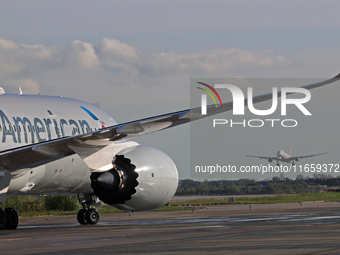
246, 147, 329, 166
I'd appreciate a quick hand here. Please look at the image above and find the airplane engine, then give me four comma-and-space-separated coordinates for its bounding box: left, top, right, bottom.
268, 159, 273, 163
295, 158, 300, 162
90, 145, 179, 212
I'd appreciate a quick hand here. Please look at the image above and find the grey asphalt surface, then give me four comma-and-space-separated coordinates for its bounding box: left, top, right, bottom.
1, 202, 340, 254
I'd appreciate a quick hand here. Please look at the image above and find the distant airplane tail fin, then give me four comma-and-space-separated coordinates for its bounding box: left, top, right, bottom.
290, 146, 292, 156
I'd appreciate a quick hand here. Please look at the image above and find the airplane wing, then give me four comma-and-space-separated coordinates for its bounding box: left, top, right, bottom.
0, 74, 339, 171
246, 155, 278, 160
291, 151, 329, 160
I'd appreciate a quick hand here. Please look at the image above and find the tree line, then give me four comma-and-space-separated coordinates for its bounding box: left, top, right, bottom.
175, 176, 339, 196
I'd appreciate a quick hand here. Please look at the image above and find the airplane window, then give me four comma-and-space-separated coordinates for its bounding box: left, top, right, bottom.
27, 125, 31, 132
32, 126, 35, 133
4, 125, 7, 132
46, 126, 50, 133
18, 125, 21, 132
9, 125, 12, 132
37, 126, 40, 133
23, 125, 26, 133
13, 125, 17, 132
90, 128, 93, 132
77, 127, 80, 133
81, 128, 84, 133
0, 124, 2, 132
86, 127, 89, 133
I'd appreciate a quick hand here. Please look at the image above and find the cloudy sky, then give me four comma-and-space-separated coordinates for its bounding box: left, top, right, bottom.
1, 0, 340, 180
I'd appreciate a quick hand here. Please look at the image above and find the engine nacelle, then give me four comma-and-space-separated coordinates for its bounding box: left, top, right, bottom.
295, 158, 300, 162
268, 159, 273, 163
91, 145, 178, 212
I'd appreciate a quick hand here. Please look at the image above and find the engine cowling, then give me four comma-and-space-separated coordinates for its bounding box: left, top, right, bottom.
268, 159, 273, 163
295, 158, 300, 162
90, 145, 179, 212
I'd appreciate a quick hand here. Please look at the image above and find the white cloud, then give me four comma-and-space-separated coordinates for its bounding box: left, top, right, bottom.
0, 36, 293, 91
99, 38, 139, 59
68, 40, 99, 70
96, 38, 144, 76
0, 37, 18, 50
152, 49, 290, 76
0, 38, 291, 77
0, 37, 61, 78
4, 79, 40, 94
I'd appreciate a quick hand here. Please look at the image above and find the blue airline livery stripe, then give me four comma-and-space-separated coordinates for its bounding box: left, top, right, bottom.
80, 106, 99, 120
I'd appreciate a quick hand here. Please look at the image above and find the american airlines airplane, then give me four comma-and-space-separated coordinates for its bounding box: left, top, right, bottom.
0, 74, 339, 230
246, 147, 329, 166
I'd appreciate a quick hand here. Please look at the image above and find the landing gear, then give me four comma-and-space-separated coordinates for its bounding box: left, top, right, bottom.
76, 208, 88, 225
292, 162, 296, 166
76, 194, 100, 225
0, 207, 19, 230
85, 208, 100, 225
0, 208, 6, 230
276, 162, 280, 166
4, 208, 18, 230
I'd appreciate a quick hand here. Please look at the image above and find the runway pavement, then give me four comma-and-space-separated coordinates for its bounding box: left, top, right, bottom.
1, 202, 340, 254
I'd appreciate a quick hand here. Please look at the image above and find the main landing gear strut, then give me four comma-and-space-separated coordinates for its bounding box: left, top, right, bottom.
0, 207, 19, 230
77, 194, 100, 225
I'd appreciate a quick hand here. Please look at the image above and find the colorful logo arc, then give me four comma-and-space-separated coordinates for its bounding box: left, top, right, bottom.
196, 82, 223, 107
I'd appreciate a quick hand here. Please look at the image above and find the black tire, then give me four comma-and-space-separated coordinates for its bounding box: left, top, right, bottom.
85, 208, 100, 225
5, 208, 18, 230
0, 208, 7, 230
77, 209, 88, 225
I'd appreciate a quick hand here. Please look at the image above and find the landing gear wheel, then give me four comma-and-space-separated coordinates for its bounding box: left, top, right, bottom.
276, 163, 280, 166
85, 208, 100, 225
77, 209, 88, 225
0, 208, 7, 230
5, 208, 18, 230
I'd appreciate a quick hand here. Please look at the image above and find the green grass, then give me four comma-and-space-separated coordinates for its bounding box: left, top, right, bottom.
13, 193, 340, 217
96, 205, 124, 214
233, 193, 340, 204
155, 206, 188, 211
20, 210, 80, 217
170, 193, 340, 206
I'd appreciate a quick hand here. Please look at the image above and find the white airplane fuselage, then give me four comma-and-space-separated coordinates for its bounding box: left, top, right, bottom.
1, 94, 113, 194
0, 93, 179, 212
0, 94, 117, 150
277, 150, 292, 163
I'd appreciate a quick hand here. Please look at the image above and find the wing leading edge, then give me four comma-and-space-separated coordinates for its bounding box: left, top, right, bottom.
0, 74, 339, 171
246, 155, 279, 160
291, 151, 329, 160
